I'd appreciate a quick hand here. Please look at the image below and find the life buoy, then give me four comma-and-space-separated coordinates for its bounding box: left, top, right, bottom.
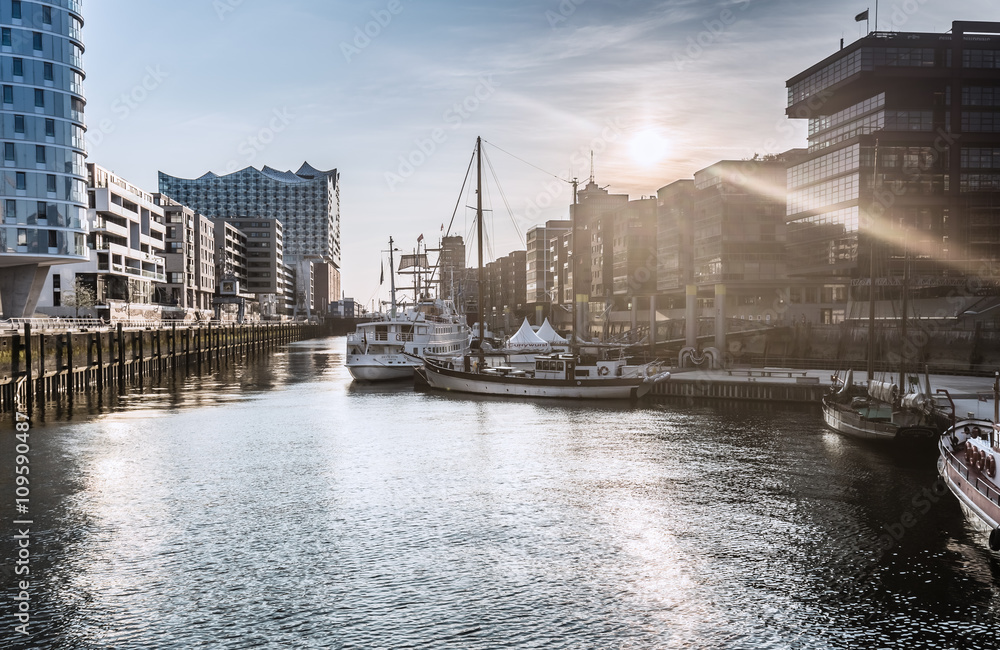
976, 450, 985, 472
598, 366, 609, 376
988, 455, 997, 478
396, 333, 401, 341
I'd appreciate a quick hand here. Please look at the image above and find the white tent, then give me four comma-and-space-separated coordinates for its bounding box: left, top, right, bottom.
535, 318, 568, 345
505, 318, 550, 353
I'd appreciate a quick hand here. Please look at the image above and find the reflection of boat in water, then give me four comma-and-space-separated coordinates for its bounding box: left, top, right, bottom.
420, 351, 669, 400
938, 375, 1000, 552
346, 237, 470, 382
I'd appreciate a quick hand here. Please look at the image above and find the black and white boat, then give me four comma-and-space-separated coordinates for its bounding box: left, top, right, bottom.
937, 375, 1000, 552
420, 351, 668, 400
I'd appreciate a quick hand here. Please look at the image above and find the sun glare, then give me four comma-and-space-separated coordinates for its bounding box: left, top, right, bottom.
628, 129, 671, 167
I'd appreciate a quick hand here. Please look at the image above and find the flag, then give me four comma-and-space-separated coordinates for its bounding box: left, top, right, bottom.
440, 223, 444, 231
855, 9, 868, 21
417, 233, 424, 243
380, 261, 384, 285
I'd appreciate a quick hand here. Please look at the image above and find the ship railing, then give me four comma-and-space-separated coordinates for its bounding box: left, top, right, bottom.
945, 449, 1000, 506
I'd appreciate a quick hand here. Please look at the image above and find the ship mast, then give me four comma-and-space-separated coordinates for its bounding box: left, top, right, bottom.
476, 136, 485, 350
388, 236, 397, 319
867, 139, 878, 383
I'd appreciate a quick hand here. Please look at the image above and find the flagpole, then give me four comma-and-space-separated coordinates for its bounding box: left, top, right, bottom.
874, 0, 878, 33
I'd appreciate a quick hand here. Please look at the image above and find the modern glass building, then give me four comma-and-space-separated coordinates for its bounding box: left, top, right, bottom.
785, 21, 1000, 299
158, 163, 341, 269
0, 0, 88, 317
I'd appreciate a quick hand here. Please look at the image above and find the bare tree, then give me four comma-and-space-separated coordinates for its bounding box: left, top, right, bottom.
63, 278, 97, 318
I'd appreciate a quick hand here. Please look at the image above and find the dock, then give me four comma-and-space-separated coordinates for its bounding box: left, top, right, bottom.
651, 367, 999, 421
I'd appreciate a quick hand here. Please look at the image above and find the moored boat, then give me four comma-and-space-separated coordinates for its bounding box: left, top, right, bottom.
419, 351, 669, 400
937, 374, 1000, 552
346, 236, 470, 382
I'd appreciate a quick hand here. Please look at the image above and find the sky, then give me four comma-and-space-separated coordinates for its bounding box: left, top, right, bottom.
81, 0, 1000, 309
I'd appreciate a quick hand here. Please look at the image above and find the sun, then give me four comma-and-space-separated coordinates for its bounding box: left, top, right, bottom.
628, 128, 672, 167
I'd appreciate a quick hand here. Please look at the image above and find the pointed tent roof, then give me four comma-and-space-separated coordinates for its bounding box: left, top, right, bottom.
506, 318, 550, 352
535, 318, 568, 345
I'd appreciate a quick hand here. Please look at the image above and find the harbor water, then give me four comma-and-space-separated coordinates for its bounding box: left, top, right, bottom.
1, 337, 999, 648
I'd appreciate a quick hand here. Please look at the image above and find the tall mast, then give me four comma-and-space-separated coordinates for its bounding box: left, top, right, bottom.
899, 228, 909, 391
476, 136, 485, 346
388, 236, 397, 319
571, 177, 579, 344
867, 139, 878, 382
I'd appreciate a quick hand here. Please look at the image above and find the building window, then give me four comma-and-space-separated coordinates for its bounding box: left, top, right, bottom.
42, 5, 51, 24
15, 171, 25, 190
32, 32, 41, 51
14, 115, 23, 133
12, 57, 22, 76
35, 145, 44, 163
1, 28, 10, 46
3, 142, 13, 161
44, 118, 54, 137
43, 62, 53, 81
11, 1, 21, 19
34, 89, 44, 107
4, 199, 15, 219
36, 202, 46, 219
2, 85, 12, 105
46, 174, 55, 193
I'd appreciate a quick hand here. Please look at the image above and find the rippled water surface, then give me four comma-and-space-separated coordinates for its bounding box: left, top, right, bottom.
2, 337, 999, 648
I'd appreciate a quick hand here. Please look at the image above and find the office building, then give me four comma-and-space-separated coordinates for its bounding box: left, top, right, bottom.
525, 220, 569, 323
0, 0, 88, 317
785, 21, 1000, 304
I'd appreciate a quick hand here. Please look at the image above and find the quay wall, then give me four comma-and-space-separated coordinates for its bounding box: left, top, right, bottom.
0, 322, 322, 413
649, 374, 828, 404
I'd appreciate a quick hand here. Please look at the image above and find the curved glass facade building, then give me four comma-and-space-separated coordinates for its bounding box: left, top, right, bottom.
0, 0, 88, 317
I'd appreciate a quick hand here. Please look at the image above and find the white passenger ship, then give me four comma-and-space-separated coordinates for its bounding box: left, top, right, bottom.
346, 236, 470, 382
346, 298, 470, 382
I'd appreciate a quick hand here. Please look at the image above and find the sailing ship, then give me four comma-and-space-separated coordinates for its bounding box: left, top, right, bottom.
821, 141, 942, 441
417, 137, 669, 400
346, 237, 470, 382
937, 373, 1000, 552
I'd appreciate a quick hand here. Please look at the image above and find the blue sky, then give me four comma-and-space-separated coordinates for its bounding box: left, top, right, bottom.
82, 0, 1000, 307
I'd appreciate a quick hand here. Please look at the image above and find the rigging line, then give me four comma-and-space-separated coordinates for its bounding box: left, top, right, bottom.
482, 138, 572, 184
482, 145, 526, 250
445, 145, 477, 241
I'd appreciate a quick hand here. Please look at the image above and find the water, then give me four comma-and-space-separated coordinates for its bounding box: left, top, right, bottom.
1, 337, 998, 648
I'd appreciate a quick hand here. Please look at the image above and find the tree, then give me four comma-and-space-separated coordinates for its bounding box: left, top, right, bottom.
63, 278, 97, 318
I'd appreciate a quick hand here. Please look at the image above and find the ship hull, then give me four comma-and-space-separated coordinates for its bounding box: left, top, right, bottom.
421, 363, 651, 400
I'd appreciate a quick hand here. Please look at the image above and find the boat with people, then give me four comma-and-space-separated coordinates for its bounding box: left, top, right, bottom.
937, 374, 1000, 552
346, 236, 470, 382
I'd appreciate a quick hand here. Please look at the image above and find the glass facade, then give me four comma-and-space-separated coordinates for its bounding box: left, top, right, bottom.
158, 163, 341, 267
0, 0, 88, 261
